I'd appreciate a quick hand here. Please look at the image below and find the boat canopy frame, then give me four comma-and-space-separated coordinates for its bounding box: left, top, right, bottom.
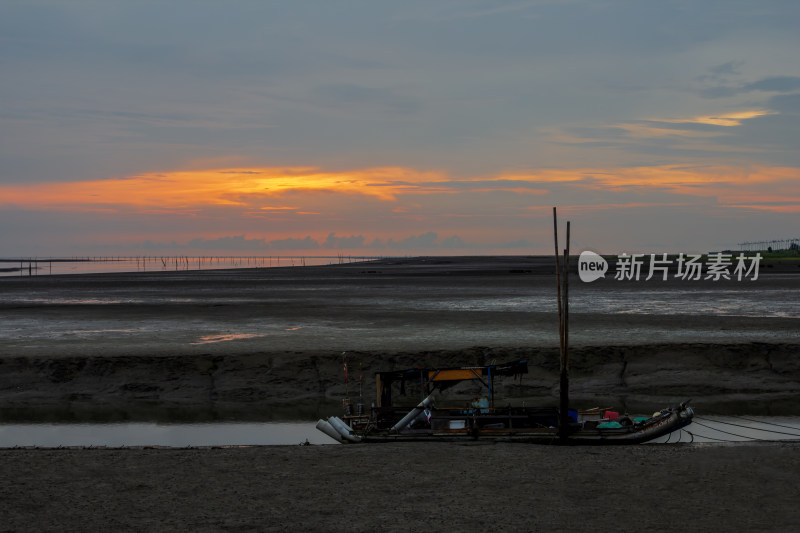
375, 360, 528, 408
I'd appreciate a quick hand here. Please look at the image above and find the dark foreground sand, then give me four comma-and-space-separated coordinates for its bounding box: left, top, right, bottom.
2, 442, 799, 532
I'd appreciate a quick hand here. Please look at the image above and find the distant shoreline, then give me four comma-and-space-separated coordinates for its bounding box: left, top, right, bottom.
2, 253, 798, 277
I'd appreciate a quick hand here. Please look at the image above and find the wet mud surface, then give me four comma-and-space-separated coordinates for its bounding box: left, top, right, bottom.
1, 256, 799, 420
2, 256, 798, 358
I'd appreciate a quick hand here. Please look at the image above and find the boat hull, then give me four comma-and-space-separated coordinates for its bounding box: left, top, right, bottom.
323, 406, 694, 445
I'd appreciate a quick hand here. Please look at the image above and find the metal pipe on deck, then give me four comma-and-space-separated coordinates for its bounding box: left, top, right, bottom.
390, 394, 434, 433
315, 419, 343, 442
327, 416, 361, 442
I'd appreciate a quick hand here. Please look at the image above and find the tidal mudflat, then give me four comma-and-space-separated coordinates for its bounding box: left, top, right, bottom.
1, 256, 798, 420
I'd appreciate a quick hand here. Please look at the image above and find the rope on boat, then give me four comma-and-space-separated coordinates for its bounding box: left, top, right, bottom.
685, 429, 730, 442
727, 415, 800, 432
695, 417, 800, 439
691, 420, 763, 441
655, 429, 694, 444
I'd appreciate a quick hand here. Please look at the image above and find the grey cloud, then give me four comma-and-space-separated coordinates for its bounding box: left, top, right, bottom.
383, 178, 556, 193
268, 236, 320, 251
767, 92, 800, 114
384, 233, 477, 251
698, 85, 742, 99
322, 233, 366, 249
187, 236, 268, 251
498, 239, 533, 249
311, 83, 421, 115
387, 232, 439, 250
724, 113, 800, 163
136, 240, 183, 251
130, 232, 505, 253
742, 76, 800, 93
695, 61, 744, 89
700, 75, 800, 99
138, 235, 271, 251
366, 238, 387, 249
439, 235, 469, 249
573, 126, 630, 139
558, 79, 800, 166
444, 179, 553, 191
635, 120, 728, 133
708, 61, 743, 77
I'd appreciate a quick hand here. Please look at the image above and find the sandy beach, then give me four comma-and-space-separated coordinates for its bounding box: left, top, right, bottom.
1, 442, 799, 532
1, 257, 799, 531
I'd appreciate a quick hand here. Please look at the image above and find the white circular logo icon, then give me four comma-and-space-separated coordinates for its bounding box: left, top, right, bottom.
578, 251, 608, 282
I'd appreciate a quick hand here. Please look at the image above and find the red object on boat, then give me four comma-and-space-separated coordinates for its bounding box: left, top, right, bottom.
604, 411, 619, 420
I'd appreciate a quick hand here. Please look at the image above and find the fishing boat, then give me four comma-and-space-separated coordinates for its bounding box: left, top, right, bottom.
316, 207, 694, 444
316, 359, 694, 444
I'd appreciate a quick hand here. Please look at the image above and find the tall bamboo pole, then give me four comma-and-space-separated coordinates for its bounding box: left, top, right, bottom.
554, 208, 571, 443
553, 208, 564, 356
559, 221, 570, 442
564, 221, 570, 368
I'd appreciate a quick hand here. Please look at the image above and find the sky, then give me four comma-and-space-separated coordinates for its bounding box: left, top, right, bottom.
1, 0, 799, 257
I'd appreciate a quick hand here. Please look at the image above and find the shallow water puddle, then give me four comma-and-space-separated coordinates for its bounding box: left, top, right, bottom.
1, 417, 798, 448
0, 422, 338, 447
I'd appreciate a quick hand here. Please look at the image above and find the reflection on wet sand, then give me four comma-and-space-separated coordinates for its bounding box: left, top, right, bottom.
191, 333, 265, 345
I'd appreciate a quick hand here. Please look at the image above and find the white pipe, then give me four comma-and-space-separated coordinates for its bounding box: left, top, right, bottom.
391, 394, 435, 433
328, 416, 362, 442
315, 419, 343, 442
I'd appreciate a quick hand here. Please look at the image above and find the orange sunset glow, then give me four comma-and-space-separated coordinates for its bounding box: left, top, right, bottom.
2, 165, 798, 214
0, 167, 443, 210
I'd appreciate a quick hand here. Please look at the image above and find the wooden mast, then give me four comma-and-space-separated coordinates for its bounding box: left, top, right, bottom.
553, 208, 564, 360
553, 208, 570, 442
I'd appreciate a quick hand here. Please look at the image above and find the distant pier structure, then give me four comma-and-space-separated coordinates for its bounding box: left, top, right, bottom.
738, 238, 800, 252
